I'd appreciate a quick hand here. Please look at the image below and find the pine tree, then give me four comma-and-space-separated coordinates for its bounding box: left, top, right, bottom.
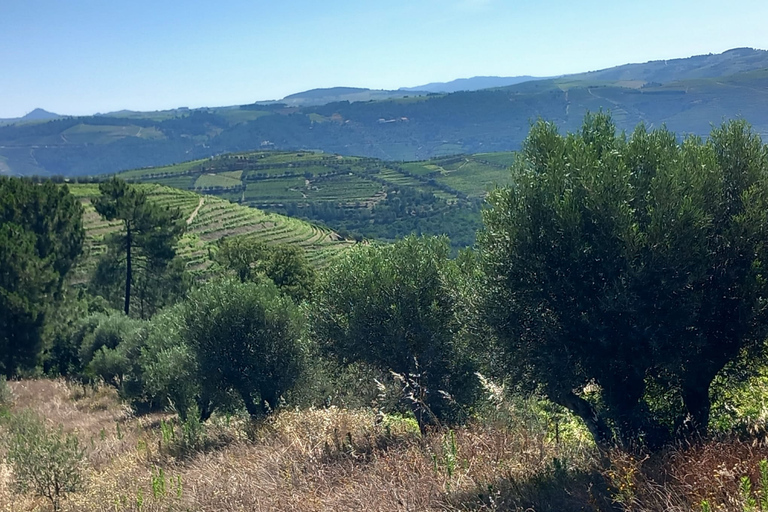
92, 178, 185, 317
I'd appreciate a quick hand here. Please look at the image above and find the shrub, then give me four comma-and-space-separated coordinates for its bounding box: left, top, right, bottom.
79, 313, 147, 400
312, 235, 480, 430
42, 290, 111, 377
141, 304, 201, 418
143, 279, 306, 421
4, 409, 86, 512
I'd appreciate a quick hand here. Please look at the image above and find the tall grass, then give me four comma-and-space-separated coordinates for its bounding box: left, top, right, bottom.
4, 379, 768, 511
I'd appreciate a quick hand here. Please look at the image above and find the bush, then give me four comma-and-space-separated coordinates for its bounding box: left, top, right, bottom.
312, 235, 480, 429
4, 409, 86, 511
143, 279, 307, 421
42, 290, 111, 377
141, 304, 202, 418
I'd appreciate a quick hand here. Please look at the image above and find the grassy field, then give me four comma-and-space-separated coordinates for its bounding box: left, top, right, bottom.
3, 378, 768, 511
69, 183, 354, 283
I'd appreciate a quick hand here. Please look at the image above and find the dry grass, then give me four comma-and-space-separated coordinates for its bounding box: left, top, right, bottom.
0, 379, 603, 512
604, 438, 768, 512
3, 379, 768, 511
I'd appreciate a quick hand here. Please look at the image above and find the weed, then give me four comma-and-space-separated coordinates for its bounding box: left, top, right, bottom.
180, 405, 206, 452
432, 429, 459, 490
160, 418, 175, 447
0, 375, 12, 411
151, 466, 166, 498
741, 475, 757, 512
175, 475, 183, 499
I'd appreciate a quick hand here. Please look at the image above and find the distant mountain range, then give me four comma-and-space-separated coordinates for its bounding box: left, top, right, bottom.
1, 47, 767, 176
568, 47, 767, 82
263, 87, 427, 107
0, 108, 61, 126
399, 75, 545, 93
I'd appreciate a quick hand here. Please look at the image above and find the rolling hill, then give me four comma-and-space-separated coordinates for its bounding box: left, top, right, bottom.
2, 48, 767, 177
106, 150, 516, 250
0, 108, 61, 126
68, 183, 354, 284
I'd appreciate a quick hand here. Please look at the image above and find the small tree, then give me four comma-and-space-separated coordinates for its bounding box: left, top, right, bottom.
5, 410, 86, 512
216, 237, 315, 303
144, 280, 306, 420
479, 113, 768, 447
140, 304, 201, 419
312, 235, 478, 429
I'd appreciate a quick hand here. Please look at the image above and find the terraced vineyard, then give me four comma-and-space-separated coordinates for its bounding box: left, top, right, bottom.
108, 150, 515, 249
69, 183, 354, 284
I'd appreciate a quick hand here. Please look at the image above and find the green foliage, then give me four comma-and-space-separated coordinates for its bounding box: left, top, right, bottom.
180, 279, 306, 419
179, 405, 206, 452
709, 364, 768, 433
42, 289, 111, 377
142, 280, 306, 420
0, 178, 84, 375
140, 305, 201, 418
479, 113, 768, 447
312, 235, 479, 427
3, 409, 86, 512
78, 313, 147, 400
216, 237, 316, 302
91, 177, 186, 317
156, 406, 207, 458
741, 476, 757, 512
151, 466, 165, 499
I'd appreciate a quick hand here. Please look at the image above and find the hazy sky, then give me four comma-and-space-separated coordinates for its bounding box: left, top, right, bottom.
1, 0, 767, 118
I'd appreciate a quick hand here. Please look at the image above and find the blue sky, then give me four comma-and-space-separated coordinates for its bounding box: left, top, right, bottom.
1, 0, 766, 118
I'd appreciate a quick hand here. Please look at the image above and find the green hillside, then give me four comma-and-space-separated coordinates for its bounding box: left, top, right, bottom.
69, 183, 354, 284
568, 47, 768, 83
1, 48, 766, 177
109, 150, 515, 249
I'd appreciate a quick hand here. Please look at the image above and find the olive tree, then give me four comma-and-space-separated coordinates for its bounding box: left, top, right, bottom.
312, 235, 479, 429
143, 279, 306, 420
479, 113, 768, 447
